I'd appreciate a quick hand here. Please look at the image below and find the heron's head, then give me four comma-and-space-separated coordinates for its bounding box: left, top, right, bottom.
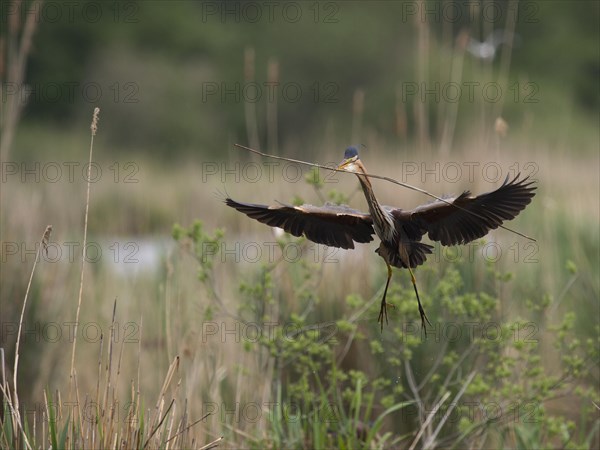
337, 146, 362, 173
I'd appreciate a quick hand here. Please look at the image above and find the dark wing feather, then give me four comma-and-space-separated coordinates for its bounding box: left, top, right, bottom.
407, 175, 536, 246
225, 198, 375, 249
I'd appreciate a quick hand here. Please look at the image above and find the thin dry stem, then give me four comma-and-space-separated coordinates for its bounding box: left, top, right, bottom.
0, 0, 43, 160
199, 436, 224, 450
165, 413, 212, 445
73, 370, 83, 446
137, 316, 143, 410
95, 328, 104, 430
244, 47, 259, 150
351, 88, 365, 144
423, 371, 476, 449
70, 107, 100, 385
266, 58, 279, 153
491, 0, 519, 139
0, 351, 29, 450
408, 391, 451, 450
413, 0, 431, 151
439, 30, 467, 156
10, 224, 50, 450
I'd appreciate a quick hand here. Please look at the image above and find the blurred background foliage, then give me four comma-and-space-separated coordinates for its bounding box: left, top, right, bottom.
5, 0, 599, 159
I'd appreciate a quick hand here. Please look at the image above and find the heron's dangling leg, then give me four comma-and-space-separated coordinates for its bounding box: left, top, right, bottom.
408, 267, 431, 335
377, 263, 394, 332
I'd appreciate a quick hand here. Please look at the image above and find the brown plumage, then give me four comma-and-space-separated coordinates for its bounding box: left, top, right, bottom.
225, 147, 536, 333
224, 200, 374, 250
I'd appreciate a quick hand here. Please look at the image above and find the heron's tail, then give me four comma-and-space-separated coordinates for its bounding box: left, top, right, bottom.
376, 241, 433, 269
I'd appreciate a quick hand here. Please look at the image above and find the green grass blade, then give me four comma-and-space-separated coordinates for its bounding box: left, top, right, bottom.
46, 390, 58, 450
59, 413, 70, 449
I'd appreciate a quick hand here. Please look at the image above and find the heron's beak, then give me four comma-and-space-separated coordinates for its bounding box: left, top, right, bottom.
337, 158, 355, 171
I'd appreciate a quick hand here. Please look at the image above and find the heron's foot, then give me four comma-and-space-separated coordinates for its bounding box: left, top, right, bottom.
418, 303, 432, 336
377, 301, 395, 332
409, 268, 431, 337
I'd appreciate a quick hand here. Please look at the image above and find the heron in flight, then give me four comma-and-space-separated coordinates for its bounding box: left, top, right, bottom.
225, 147, 536, 332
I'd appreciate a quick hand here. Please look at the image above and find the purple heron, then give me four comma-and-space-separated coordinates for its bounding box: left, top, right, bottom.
225, 146, 536, 332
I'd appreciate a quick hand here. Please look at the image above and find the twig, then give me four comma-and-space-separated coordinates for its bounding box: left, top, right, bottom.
198, 436, 224, 450
164, 413, 212, 444
234, 143, 536, 242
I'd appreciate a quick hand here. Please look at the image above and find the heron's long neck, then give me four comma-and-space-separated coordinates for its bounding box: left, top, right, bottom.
356, 172, 394, 240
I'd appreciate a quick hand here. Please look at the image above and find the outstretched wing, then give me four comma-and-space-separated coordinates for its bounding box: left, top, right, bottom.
225, 198, 375, 249
405, 175, 536, 246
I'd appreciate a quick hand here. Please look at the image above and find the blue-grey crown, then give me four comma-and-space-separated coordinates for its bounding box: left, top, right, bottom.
344, 146, 359, 159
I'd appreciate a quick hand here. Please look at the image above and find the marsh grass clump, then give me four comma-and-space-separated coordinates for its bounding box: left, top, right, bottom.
1, 299, 220, 449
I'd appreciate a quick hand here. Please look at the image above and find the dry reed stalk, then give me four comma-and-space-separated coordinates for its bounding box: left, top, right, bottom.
468, 2, 487, 145
7, 224, 51, 450
413, 0, 431, 151
351, 88, 365, 144
70, 107, 100, 388
437, 0, 454, 140
244, 47, 260, 150
439, 30, 468, 156
0, 0, 43, 161
73, 369, 83, 446
491, 0, 519, 141
165, 256, 174, 363
94, 324, 104, 436
395, 84, 408, 141
141, 356, 180, 447
267, 58, 279, 153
